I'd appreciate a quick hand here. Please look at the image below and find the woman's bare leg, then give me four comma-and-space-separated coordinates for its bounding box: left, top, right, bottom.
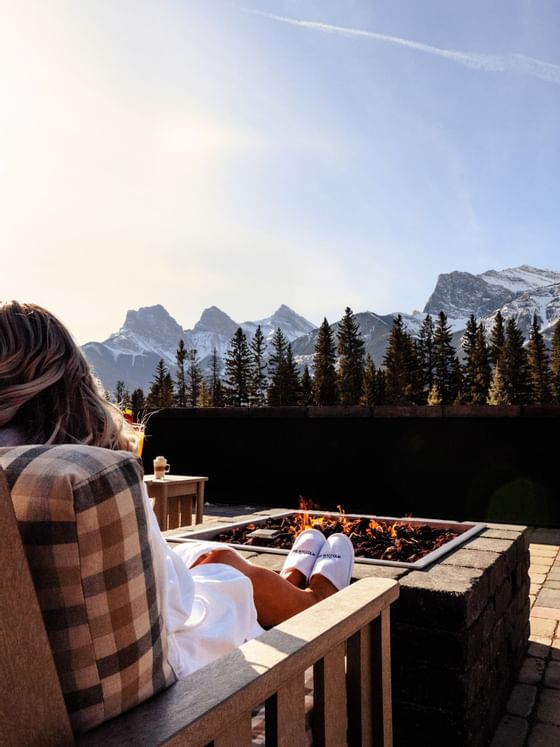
280, 567, 307, 588
192, 548, 337, 628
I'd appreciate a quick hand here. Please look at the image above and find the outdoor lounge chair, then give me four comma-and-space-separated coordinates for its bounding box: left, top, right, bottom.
0, 444, 399, 746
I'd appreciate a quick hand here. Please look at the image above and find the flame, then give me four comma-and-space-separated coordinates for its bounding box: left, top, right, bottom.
291, 498, 407, 542
336, 504, 353, 534
289, 496, 326, 536
368, 518, 398, 537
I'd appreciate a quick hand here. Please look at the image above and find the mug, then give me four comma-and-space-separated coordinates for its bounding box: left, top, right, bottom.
153, 456, 171, 480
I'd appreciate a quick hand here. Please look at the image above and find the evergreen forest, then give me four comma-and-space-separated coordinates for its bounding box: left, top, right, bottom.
112, 308, 560, 417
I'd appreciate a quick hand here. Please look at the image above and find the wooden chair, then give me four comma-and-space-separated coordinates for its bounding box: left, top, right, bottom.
0, 467, 399, 747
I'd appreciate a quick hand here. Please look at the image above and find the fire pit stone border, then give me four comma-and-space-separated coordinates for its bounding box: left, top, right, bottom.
390, 522, 529, 746
173, 509, 486, 570
165, 514, 530, 747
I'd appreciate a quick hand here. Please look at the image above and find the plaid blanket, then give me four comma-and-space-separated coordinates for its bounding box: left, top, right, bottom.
0, 444, 176, 734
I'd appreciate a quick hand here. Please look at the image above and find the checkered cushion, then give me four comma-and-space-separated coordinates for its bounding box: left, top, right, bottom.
0, 444, 176, 734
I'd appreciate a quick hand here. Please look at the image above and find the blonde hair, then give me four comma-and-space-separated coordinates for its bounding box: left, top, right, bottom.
0, 301, 133, 450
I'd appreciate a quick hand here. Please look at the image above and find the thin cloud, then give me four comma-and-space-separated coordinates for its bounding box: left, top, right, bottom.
246, 9, 560, 85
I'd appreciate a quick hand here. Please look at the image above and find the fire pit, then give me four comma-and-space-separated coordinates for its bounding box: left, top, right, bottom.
178, 510, 486, 569
169, 508, 530, 746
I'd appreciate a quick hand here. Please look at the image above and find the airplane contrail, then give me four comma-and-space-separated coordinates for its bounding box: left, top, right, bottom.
245, 9, 560, 85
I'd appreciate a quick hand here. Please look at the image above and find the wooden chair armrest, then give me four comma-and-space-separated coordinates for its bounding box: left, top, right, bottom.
78, 577, 399, 747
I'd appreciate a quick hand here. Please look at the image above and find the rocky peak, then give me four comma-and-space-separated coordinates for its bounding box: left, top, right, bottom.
193, 306, 239, 337
267, 305, 316, 335
105, 304, 185, 359
423, 271, 516, 322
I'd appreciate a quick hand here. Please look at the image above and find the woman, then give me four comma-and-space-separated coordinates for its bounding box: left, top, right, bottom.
0, 301, 353, 676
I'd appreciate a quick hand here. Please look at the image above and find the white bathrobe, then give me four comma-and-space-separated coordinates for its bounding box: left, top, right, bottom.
142, 486, 265, 678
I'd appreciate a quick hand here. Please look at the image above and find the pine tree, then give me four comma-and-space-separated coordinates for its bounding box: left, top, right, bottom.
433, 311, 456, 404
299, 365, 314, 405
224, 328, 252, 406
461, 315, 478, 401
198, 380, 211, 407
461, 317, 491, 404
175, 339, 188, 407
209, 348, 225, 407
474, 323, 492, 404
450, 356, 464, 404
551, 322, 560, 404
361, 354, 377, 405
130, 388, 145, 421
312, 318, 338, 405
113, 380, 130, 407
163, 373, 174, 407
404, 340, 424, 404
417, 314, 436, 400
489, 310, 505, 366
527, 314, 552, 404
383, 315, 410, 404
501, 317, 531, 404
147, 359, 174, 409
268, 329, 300, 405
375, 368, 386, 404
427, 382, 442, 406
487, 362, 509, 405
337, 307, 365, 405
267, 328, 288, 405
284, 345, 301, 405
249, 325, 268, 407
187, 348, 203, 407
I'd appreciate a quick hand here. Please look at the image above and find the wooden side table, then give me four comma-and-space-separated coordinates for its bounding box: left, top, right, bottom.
144, 475, 208, 530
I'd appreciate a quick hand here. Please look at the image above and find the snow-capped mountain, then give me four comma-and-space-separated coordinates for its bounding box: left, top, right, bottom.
183, 306, 239, 363
424, 265, 560, 331
480, 266, 560, 294
104, 305, 185, 360
82, 265, 560, 394
83, 305, 188, 394
82, 304, 317, 393
242, 305, 316, 343
483, 283, 560, 342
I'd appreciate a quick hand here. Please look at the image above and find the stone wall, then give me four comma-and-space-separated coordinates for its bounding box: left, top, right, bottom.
386, 523, 530, 746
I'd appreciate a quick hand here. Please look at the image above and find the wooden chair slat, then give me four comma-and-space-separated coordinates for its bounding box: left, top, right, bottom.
213, 714, 252, 747
265, 671, 306, 747
347, 624, 373, 746
372, 608, 394, 747
313, 642, 348, 747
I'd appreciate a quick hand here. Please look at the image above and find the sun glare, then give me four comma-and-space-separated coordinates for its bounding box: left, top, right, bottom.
158, 122, 245, 158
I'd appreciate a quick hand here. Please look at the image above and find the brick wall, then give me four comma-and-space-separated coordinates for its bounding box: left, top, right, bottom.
387, 524, 530, 746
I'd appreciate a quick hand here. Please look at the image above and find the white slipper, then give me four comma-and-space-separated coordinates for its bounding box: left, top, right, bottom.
310, 533, 354, 590
281, 528, 326, 581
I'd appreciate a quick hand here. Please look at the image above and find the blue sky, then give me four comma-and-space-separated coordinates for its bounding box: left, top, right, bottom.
2, 0, 559, 343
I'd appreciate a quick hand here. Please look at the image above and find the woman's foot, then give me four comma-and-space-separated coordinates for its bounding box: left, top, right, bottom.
280, 528, 326, 588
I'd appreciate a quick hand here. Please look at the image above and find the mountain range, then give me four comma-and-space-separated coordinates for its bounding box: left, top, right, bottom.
82, 265, 560, 394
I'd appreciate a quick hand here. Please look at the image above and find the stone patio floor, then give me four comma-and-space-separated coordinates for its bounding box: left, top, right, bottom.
165, 506, 560, 747
491, 525, 560, 747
